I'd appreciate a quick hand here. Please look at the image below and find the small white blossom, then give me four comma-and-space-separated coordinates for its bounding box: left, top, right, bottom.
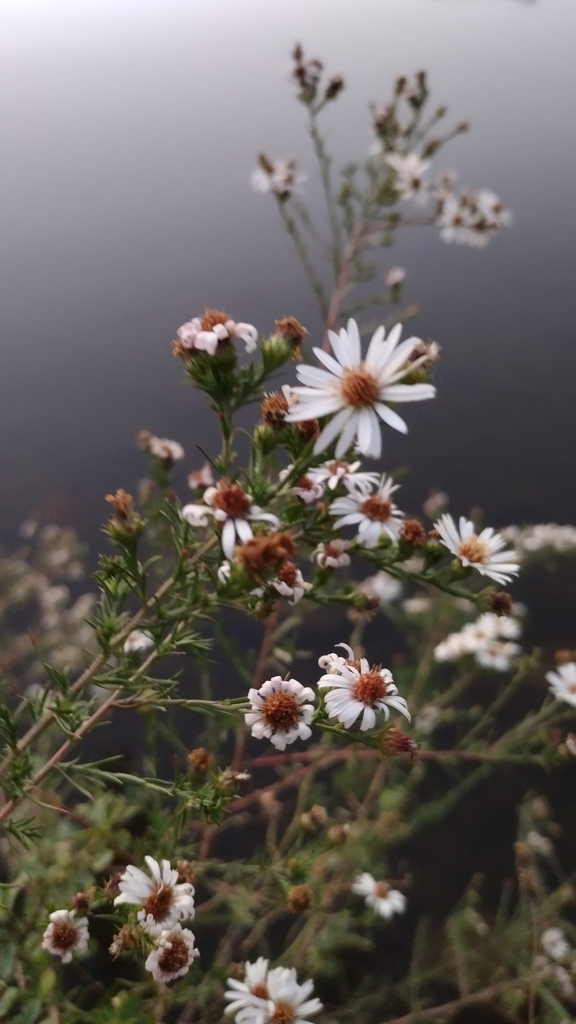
148, 436, 185, 461
285, 318, 435, 460
318, 647, 410, 731
502, 523, 576, 557
352, 873, 407, 919
279, 466, 324, 504
437, 188, 511, 248
423, 490, 449, 518
402, 596, 432, 615
114, 856, 195, 936
386, 152, 430, 201
123, 629, 155, 654
546, 662, 576, 709
224, 957, 271, 1018
307, 459, 379, 495
251, 157, 307, 198
434, 613, 521, 670
42, 910, 89, 963
434, 514, 520, 585
182, 480, 279, 560
541, 927, 571, 962
358, 570, 402, 603
312, 539, 351, 568
245, 676, 315, 751
177, 312, 257, 355
188, 461, 215, 490
330, 474, 403, 547
145, 924, 199, 983
385, 266, 406, 287
217, 561, 232, 584
263, 966, 322, 1024
270, 566, 313, 604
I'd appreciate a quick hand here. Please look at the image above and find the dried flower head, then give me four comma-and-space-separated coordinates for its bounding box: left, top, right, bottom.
275, 316, 308, 359
187, 747, 215, 774
400, 519, 426, 547
287, 884, 312, 915
235, 533, 295, 576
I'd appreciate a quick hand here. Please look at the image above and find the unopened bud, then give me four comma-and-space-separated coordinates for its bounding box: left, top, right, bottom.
286, 884, 312, 915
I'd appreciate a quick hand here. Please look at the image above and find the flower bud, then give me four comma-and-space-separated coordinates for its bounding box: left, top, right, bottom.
286, 884, 312, 915
261, 334, 292, 372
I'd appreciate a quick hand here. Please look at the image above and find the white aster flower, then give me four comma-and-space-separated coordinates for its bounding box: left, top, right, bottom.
279, 466, 324, 504
114, 856, 195, 936
437, 189, 511, 248
182, 480, 280, 560
386, 152, 430, 201
307, 459, 380, 495
145, 924, 199, 983
358, 570, 402, 603
434, 514, 520, 585
263, 966, 323, 1024
385, 266, 406, 288
541, 927, 571, 961
546, 662, 576, 709
312, 539, 351, 568
352, 873, 407, 919
245, 676, 315, 751
224, 957, 271, 1018
148, 436, 185, 461
318, 650, 410, 731
330, 474, 403, 547
502, 523, 576, 556
251, 156, 307, 198
176, 310, 257, 355
270, 563, 312, 604
123, 629, 155, 654
285, 319, 436, 459
476, 639, 521, 671
434, 612, 521, 670
42, 910, 89, 963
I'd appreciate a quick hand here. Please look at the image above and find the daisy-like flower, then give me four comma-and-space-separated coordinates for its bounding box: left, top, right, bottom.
251, 154, 307, 198
352, 873, 407, 920
285, 319, 435, 459
263, 966, 322, 1024
176, 309, 258, 355
182, 480, 280, 560
114, 856, 195, 936
245, 676, 315, 750
546, 662, 576, 709
330, 474, 403, 547
148, 436, 185, 462
224, 957, 271, 1019
476, 639, 521, 672
123, 629, 155, 654
385, 152, 430, 201
434, 514, 520, 585
145, 924, 199, 983
279, 467, 324, 504
541, 927, 571, 962
42, 909, 89, 963
312, 539, 351, 568
270, 562, 312, 604
307, 459, 380, 495
318, 648, 410, 731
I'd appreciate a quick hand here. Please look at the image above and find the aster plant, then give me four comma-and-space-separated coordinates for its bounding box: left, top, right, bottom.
0, 45, 575, 1024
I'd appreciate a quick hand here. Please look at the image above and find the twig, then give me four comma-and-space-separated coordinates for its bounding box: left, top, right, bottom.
381, 975, 531, 1023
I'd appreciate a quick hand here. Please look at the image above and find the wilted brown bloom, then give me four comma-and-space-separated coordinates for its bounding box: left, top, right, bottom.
236, 533, 295, 576
296, 419, 320, 442
176, 860, 197, 886
274, 316, 308, 359
286, 884, 312, 915
327, 824, 349, 844
490, 591, 513, 616
109, 925, 139, 957
261, 392, 290, 426
380, 727, 419, 759
71, 891, 92, 914
301, 804, 328, 830
105, 489, 143, 540
187, 747, 214, 774
555, 649, 576, 665
400, 519, 426, 547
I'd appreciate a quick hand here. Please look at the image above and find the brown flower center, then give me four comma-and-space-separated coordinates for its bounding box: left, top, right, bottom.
157, 934, 190, 975
278, 562, 298, 586
360, 496, 392, 522
340, 367, 379, 408
323, 543, 341, 558
374, 881, 391, 898
142, 883, 174, 922
251, 983, 269, 999
296, 475, 313, 490
200, 309, 231, 330
261, 692, 300, 730
51, 920, 79, 951
270, 1003, 296, 1024
458, 536, 489, 564
212, 483, 252, 519
568, 682, 576, 694
353, 671, 387, 706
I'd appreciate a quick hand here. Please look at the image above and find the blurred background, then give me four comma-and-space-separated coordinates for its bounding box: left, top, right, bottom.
0, 0, 575, 557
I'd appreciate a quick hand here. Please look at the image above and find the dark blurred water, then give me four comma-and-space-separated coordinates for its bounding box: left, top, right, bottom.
1, 0, 575, 546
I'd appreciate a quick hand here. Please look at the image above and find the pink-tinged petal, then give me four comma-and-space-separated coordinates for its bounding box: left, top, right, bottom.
314, 407, 354, 453
312, 347, 345, 377
375, 402, 408, 434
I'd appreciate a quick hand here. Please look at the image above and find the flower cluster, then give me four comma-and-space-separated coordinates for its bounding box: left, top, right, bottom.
225, 959, 322, 1024
176, 309, 258, 356
534, 928, 576, 998
502, 523, 576, 556
434, 612, 522, 671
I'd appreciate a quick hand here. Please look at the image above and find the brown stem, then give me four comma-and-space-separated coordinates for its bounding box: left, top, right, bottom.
323, 223, 365, 348
381, 976, 531, 1024
231, 607, 280, 771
